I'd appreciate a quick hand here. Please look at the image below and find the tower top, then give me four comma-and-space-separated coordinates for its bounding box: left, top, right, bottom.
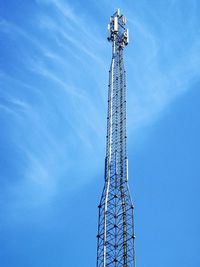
107, 9, 129, 47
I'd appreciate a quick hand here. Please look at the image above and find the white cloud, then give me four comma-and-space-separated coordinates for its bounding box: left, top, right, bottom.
1, 0, 200, 214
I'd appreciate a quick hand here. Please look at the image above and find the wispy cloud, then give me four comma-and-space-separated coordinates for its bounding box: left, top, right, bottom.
36, 13, 106, 66
126, 12, 200, 133
1, 0, 200, 216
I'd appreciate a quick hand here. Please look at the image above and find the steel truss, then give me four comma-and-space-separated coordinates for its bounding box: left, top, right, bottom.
96, 9, 136, 267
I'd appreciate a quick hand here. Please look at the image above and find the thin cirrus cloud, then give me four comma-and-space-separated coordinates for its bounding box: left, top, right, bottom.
125, 9, 200, 133
0, 0, 200, 213
0, 5, 105, 214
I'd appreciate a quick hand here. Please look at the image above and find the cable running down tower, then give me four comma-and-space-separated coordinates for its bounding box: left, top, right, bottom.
96, 9, 136, 267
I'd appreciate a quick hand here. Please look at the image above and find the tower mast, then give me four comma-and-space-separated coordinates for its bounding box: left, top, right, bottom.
96, 9, 136, 267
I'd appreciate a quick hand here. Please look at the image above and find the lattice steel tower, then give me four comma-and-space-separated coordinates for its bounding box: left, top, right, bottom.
96, 9, 136, 267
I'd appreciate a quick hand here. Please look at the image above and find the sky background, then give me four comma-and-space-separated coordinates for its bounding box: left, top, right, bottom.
0, 0, 200, 266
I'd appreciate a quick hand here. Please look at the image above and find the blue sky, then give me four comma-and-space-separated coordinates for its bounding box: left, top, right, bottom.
0, 0, 200, 266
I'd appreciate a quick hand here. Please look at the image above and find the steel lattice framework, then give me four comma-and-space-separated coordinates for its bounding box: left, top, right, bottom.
96, 9, 136, 267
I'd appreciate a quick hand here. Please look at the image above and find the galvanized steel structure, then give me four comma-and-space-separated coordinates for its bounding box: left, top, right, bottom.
96, 9, 136, 267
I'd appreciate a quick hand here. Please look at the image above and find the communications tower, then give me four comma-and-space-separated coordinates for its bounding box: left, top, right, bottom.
96, 9, 136, 267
